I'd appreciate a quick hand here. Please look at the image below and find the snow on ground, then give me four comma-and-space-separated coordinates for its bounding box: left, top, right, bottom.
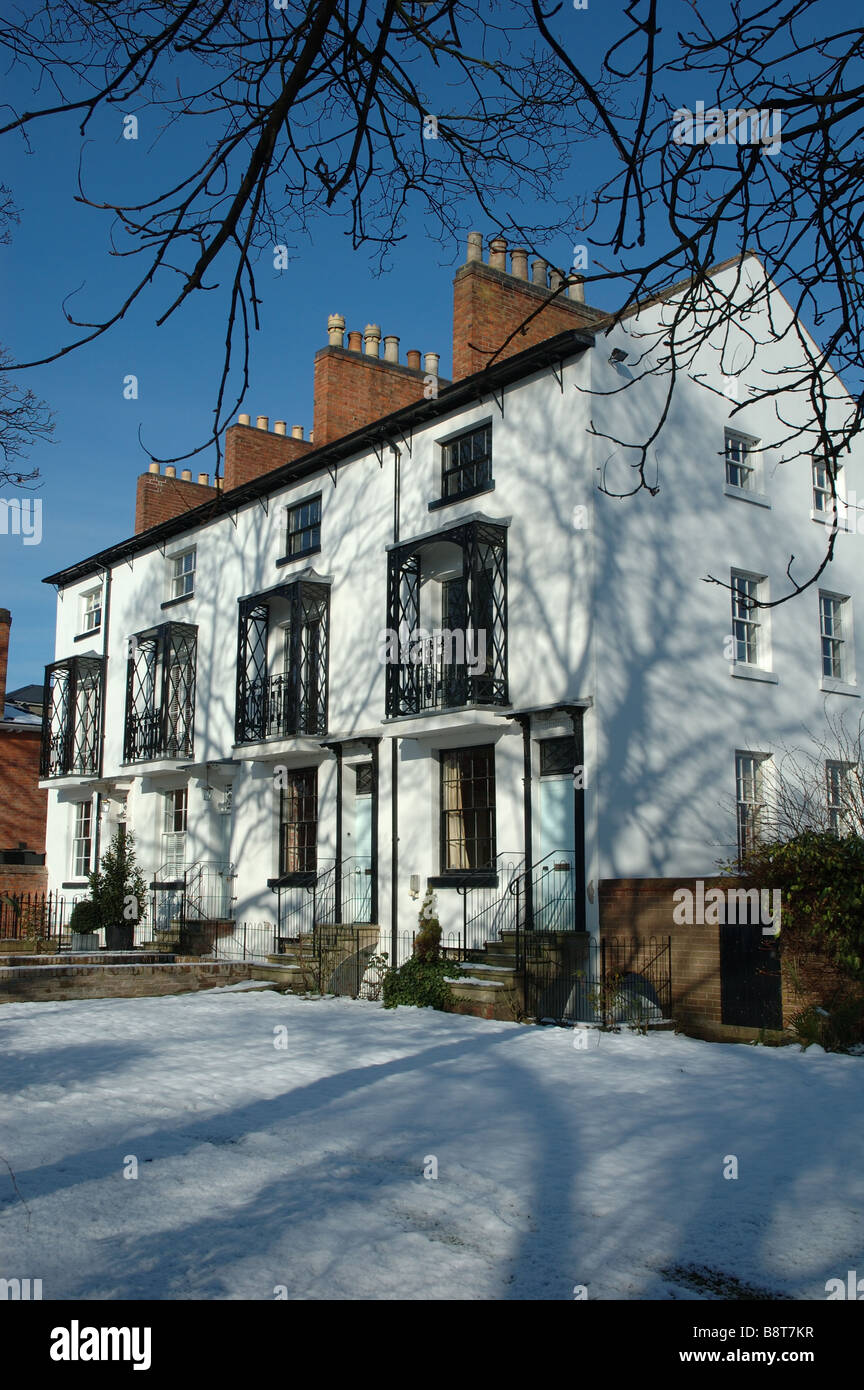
0, 988, 862, 1300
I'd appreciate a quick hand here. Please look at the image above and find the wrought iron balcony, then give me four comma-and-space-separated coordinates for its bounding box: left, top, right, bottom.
235, 580, 329, 744
239, 671, 323, 741
40, 655, 104, 778
123, 622, 197, 763
385, 519, 508, 718
391, 658, 506, 715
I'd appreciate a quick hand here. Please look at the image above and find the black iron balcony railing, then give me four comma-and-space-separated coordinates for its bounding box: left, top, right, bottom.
125, 707, 194, 762
239, 671, 322, 742
40, 656, 104, 778
392, 659, 506, 715
124, 622, 197, 764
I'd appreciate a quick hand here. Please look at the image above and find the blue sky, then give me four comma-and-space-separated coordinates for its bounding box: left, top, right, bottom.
0, 2, 837, 690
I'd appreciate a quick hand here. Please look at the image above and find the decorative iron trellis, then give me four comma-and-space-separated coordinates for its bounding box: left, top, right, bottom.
235, 580, 330, 742
124, 622, 197, 762
40, 655, 104, 777
385, 519, 508, 717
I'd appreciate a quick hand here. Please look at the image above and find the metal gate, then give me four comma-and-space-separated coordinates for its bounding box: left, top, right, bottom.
522, 934, 672, 1025
720, 925, 782, 1028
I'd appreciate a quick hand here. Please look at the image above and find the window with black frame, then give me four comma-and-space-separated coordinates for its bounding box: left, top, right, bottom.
440, 745, 496, 872
285, 496, 321, 559
279, 768, 318, 875
441, 424, 492, 501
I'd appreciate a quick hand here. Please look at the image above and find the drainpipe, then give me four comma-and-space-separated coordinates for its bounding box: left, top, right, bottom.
518, 715, 534, 931
334, 744, 343, 923
93, 565, 113, 874
390, 737, 399, 962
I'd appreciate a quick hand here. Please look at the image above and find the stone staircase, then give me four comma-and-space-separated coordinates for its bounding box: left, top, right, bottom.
447, 930, 522, 1020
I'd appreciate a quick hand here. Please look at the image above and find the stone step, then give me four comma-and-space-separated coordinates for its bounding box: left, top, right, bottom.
0, 960, 252, 1004
0, 951, 173, 968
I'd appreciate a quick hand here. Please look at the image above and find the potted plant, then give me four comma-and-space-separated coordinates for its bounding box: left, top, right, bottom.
69, 898, 101, 952
89, 827, 147, 950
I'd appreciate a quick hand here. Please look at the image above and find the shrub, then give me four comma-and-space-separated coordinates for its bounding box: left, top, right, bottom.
789, 999, 864, 1053
89, 828, 147, 930
381, 955, 462, 1010
729, 831, 864, 978
69, 899, 101, 935
414, 887, 442, 962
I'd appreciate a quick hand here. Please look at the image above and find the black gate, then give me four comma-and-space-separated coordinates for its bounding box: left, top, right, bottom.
522, 934, 672, 1025
720, 925, 782, 1028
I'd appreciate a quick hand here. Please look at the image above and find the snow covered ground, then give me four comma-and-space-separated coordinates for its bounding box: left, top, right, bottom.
1, 986, 862, 1301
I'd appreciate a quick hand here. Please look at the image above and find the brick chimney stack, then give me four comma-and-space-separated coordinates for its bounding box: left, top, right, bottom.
452, 230, 604, 380
313, 314, 448, 446
0, 608, 10, 713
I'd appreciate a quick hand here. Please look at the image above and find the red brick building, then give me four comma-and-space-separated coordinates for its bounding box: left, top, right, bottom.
0, 609, 48, 898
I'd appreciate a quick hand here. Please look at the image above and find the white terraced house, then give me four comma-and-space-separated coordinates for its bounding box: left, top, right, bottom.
39, 235, 864, 1035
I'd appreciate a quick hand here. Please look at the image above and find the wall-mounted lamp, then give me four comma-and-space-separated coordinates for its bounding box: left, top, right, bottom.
409, 873, 420, 899
201, 785, 213, 803
608, 347, 629, 365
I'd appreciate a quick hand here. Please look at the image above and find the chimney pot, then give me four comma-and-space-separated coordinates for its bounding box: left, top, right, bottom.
181, 469, 192, 482
510, 247, 528, 280
238, 413, 251, 426
291, 425, 304, 440
466, 231, 484, 263
347, 330, 363, 352
148, 462, 160, 475
309, 430, 314, 444
198, 472, 209, 486
406, 349, 422, 370
215, 476, 223, 491
383, 335, 400, 364
256, 415, 269, 431
532, 258, 548, 287
424, 352, 440, 376
363, 323, 382, 357
165, 465, 176, 478
549, 269, 565, 293
274, 421, 287, 435
327, 312, 346, 348
489, 236, 507, 271
568, 274, 585, 303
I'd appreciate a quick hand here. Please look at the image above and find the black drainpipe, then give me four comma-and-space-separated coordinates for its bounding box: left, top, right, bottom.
518, 714, 533, 931
390, 737, 398, 962
93, 565, 113, 873
333, 744, 343, 923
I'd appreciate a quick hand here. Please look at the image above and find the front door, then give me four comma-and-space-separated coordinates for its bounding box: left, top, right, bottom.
538, 774, 576, 930
348, 763, 373, 922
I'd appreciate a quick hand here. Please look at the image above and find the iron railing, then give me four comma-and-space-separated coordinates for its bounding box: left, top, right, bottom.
0, 891, 80, 943
522, 933, 672, 1026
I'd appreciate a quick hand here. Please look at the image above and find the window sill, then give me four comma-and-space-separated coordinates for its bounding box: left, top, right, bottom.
429, 480, 495, 512
73, 627, 101, 643
427, 872, 499, 890
267, 871, 318, 889
276, 545, 321, 568
161, 593, 194, 610
723, 483, 771, 508
820, 676, 860, 697
730, 663, 779, 684
62, 880, 89, 890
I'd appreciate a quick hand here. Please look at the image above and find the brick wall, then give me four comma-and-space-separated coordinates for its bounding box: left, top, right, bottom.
313, 348, 434, 446
0, 862, 48, 899
452, 261, 604, 380
0, 725, 47, 859
223, 425, 314, 491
